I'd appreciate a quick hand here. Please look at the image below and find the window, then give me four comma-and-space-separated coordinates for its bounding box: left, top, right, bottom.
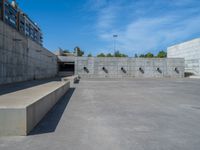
0, 1, 2, 20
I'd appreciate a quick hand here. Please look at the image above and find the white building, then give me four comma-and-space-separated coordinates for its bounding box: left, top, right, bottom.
167, 38, 200, 75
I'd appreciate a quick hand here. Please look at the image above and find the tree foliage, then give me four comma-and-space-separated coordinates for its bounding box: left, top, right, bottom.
63, 50, 70, 53
136, 51, 167, 58
157, 51, 167, 58
145, 52, 154, 58
139, 54, 145, 58
114, 51, 128, 57
97, 53, 106, 57
88, 53, 92, 57
74, 46, 84, 56
59, 48, 70, 53
97, 51, 128, 57
106, 53, 113, 57
134, 54, 138, 58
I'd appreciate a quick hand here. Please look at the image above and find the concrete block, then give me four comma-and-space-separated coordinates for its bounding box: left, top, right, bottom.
0, 81, 70, 136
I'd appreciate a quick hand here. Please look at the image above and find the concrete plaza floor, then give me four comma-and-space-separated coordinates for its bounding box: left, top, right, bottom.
0, 78, 200, 150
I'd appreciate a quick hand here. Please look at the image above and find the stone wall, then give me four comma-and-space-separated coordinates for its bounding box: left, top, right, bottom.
0, 20, 57, 85
167, 38, 200, 75
75, 57, 184, 78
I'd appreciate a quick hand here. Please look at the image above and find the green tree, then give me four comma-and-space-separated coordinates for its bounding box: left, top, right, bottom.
97, 53, 106, 57
114, 51, 128, 57
114, 51, 121, 57
88, 53, 92, 57
63, 49, 70, 53
134, 54, 138, 58
106, 53, 113, 57
139, 54, 145, 58
157, 51, 167, 58
74, 46, 84, 56
59, 48, 70, 53
145, 52, 154, 58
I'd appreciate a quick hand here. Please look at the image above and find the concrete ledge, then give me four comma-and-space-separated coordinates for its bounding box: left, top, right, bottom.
61, 75, 79, 86
0, 81, 70, 136
189, 76, 200, 79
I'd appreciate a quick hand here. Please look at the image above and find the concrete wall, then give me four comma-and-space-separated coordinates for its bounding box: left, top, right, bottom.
167, 38, 200, 75
0, 20, 58, 85
75, 57, 184, 78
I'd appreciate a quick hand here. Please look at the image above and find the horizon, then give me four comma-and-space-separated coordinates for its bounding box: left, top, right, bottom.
18, 0, 200, 56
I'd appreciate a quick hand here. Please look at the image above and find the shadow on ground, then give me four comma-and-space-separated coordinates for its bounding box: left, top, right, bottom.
29, 88, 75, 135
0, 78, 61, 96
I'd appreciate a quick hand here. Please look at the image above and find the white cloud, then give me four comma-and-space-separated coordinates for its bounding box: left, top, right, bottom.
87, 0, 200, 55
97, 0, 200, 53
97, 5, 119, 30
100, 14, 200, 54
86, 0, 108, 10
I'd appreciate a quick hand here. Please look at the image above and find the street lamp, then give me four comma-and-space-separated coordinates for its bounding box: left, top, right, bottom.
113, 34, 118, 54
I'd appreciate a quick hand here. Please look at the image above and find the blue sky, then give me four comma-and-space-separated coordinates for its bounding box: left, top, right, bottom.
19, 0, 200, 56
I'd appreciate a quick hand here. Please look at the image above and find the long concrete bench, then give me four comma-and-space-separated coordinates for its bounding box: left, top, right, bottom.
61, 75, 80, 86
0, 81, 70, 136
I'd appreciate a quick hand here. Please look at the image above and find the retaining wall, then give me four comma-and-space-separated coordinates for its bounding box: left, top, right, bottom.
75, 57, 184, 78
0, 20, 58, 85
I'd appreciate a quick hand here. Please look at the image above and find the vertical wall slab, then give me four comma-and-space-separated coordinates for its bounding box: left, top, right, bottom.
167, 38, 200, 75
0, 20, 58, 85
75, 57, 184, 78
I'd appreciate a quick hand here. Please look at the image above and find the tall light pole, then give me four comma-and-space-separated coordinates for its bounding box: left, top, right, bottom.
113, 34, 118, 54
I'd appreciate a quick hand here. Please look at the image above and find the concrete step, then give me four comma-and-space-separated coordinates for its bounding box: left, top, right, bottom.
61, 75, 80, 86
189, 76, 200, 79
0, 81, 70, 136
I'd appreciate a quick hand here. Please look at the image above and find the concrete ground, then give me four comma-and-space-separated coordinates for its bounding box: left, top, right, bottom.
0, 78, 200, 150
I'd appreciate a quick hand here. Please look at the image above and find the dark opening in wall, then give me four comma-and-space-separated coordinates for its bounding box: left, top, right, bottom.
58, 62, 75, 76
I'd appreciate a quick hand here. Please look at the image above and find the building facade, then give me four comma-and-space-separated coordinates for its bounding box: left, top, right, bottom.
0, 0, 43, 45
0, 1, 57, 85
167, 38, 200, 75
